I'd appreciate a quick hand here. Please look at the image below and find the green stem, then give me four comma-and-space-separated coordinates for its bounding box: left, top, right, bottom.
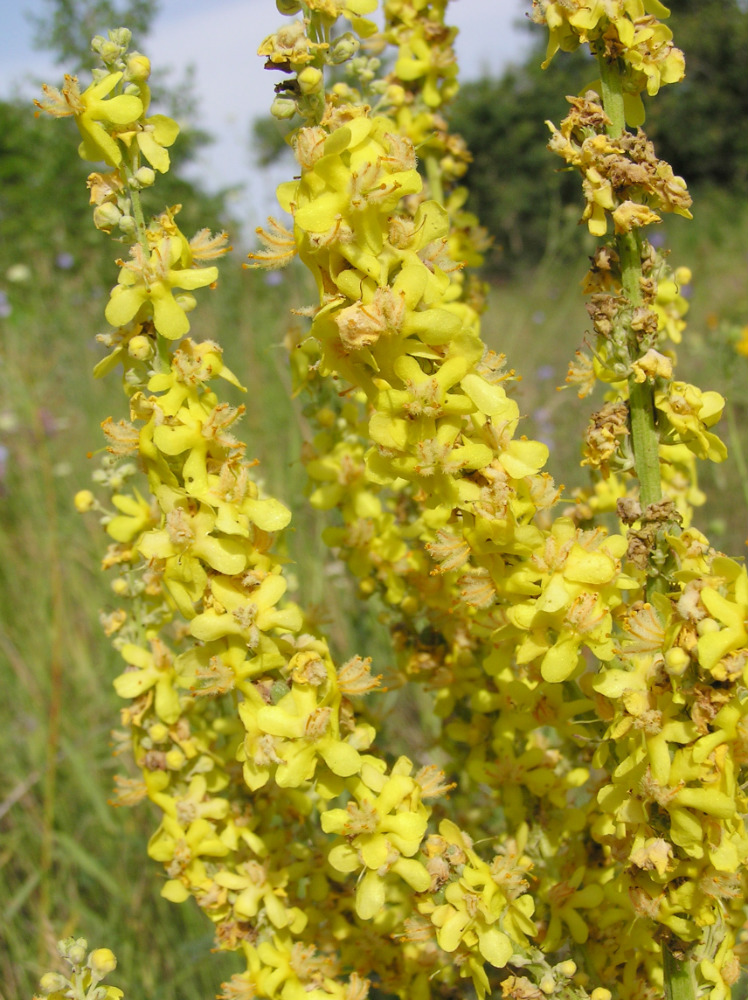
663, 943, 697, 1000
425, 154, 444, 206
619, 229, 662, 510
598, 49, 626, 138
123, 154, 171, 372
597, 50, 662, 510
130, 186, 149, 256
600, 48, 693, 1000
122, 157, 150, 258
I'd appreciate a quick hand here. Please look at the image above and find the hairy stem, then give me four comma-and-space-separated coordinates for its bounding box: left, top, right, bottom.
425, 154, 444, 206
597, 51, 662, 511
663, 942, 697, 1000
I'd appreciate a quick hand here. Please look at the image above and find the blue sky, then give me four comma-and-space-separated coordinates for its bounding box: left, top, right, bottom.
1, 0, 534, 227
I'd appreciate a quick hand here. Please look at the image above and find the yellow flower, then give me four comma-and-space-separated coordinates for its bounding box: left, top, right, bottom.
420, 820, 533, 982
654, 381, 727, 462
215, 860, 308, 932
36, 72, 143, 165
137, 490, 248, 617
253, 681, 363, 786
188, 571, 302, 645
106, 488, 155, 542
542, 867, 604, 952
625, 15, 685, 96
105, 238, 218, 339
394, 24, 458, 108
306, 0, 379, 37
113, 638, 181, 724
322, 756, 431, 919
127, 110, 179, 173
697, 565, 748, 674
148, 814, 230, 901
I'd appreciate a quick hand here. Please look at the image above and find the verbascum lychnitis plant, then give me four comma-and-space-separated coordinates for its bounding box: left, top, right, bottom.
36, 3, 748, 999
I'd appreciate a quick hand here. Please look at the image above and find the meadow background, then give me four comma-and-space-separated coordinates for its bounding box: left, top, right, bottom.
0, 1, 746, 998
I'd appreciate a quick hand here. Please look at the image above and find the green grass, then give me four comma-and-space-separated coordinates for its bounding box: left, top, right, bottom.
1, 192, 746, 999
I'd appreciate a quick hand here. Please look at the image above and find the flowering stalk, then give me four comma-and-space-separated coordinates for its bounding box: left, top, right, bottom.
597, 48, 662, 513
252, 1, 748, 997
534, 2, 748, 996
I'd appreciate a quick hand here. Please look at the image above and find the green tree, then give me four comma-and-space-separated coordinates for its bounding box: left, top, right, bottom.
644, 0, 748, 191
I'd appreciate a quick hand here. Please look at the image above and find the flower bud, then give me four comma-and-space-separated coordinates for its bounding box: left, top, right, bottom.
111, 577, 129, 596
539, 974, 555, 994
126, 53, 151, 82
166, 748, 186, 770
664, 646, 689, 675
132, 167, 155, 189
108, 28, 132, 50
174, 292, 197, 314
697, 617, 720, 637
101, 41, 124, 64
118, 215, 136, 237
591, 990, 612, 1000
386, 83, 406, 106
328, 32, 360, 64
271, 96, 297, 120
557, 960, 577, 978
38, 972, 69, 995
92, 35, 126, 66
88, 948, 117, 977
316, 407, 336, 428
270, 679, 290, 704
60, 938, 88, 966
74, 490, 96, 513
400, 594, 418, 614
93, 202, 122, 231
297, 67, 323, 96
128, 334, 154, 360
276, 0, 302, 12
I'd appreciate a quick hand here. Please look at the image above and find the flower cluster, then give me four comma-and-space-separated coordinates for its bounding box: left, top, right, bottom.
546, 93, 692, 237
248, 1, 748, 997
34, 938, 121, 1000
531, 0, 685, 125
